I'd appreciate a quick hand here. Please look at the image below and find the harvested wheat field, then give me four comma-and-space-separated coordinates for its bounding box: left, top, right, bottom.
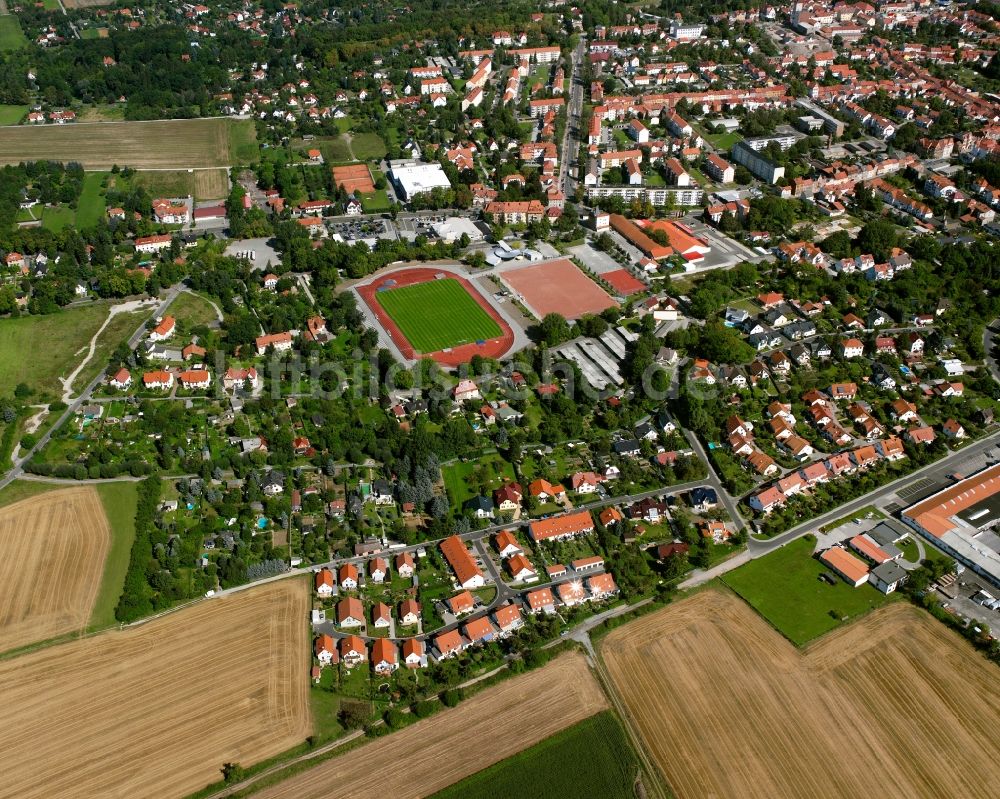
0, 579, 310, 799
256, 652, 607, 799
194, 167, 231, 199
0, 487, 110, 653
0, 118, 251, 169
603, 590, 1000, 799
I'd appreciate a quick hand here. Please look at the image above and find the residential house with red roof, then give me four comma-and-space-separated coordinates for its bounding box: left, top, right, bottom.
315, 568, 334, 597
399, 599, 420, 627
587, 573, 618, 600
494, 530, 522, 558
109, 368, 132, 390
149, 316, 176, 342
446, 590, 476, 616
403, 639, 425, 668
440, 535, 485, 589
493, 604, 523, 635
336, 597, 364, 627
338, 563, 359, 590
525, 587, 556, 614
314, 634, 336, 666
340, 635, 367, 668
371, 639, 398, 674
142, 370, 174, 390
434, 629, 466, 659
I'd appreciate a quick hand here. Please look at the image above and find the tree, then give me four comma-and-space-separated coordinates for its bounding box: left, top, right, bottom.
221, 763, 244, 784
537, 312, 571, 346
819, 229, 852, 259
856, 219, 897, 262
339, 699, 371, 729
594, 232, 615, 252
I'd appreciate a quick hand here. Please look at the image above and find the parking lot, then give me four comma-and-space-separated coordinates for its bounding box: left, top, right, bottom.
224, 237, 281, 271
683, 218, 768, 269
330, 218, 395, 242
936, 578, 1000, 630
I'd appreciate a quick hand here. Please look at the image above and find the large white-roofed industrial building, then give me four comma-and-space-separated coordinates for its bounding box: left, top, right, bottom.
901, 462, 1000, 588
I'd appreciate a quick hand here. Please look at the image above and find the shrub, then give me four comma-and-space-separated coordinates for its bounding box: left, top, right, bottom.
411, 699, 440, 719
441, 688, 463, 707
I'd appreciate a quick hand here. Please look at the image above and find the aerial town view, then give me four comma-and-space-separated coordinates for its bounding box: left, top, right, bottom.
2, 0, 1000, 796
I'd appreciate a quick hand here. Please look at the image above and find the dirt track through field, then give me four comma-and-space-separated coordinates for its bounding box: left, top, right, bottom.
0, 580, 310, 799
603, 590, 1000, 799
0, 487, 110, 652
254, 652, 607, 799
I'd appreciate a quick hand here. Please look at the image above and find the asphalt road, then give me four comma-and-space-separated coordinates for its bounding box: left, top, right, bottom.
559, 36, 586, 197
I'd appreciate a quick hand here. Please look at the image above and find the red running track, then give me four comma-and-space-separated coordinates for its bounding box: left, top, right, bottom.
357, 267, 515, 367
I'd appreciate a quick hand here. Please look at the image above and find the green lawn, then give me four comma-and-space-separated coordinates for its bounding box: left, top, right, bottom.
0, 480, 61, 509
898, 536, 919, 563
227, 118, 259, 165
41, 205, 76, 232
320, 136, 353, 164
376, 278, 502, 354
130, 170, 194, 197
90, 482, 138, 629
442, 455, 516, 508
351, 132, 387, 160
0, 16, 27, 52
0, 303, 143, 401
705, 131, 741, 151
721, 536, 898, 646
170, 291, 220, 329
0, 104, 27, 126
360, 189, 391, 213
819, 505, 886, 533
75, 172, 108, 229
430, 712, 641, 799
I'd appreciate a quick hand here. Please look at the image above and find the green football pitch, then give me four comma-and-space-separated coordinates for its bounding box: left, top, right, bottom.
376, 278, 503, 353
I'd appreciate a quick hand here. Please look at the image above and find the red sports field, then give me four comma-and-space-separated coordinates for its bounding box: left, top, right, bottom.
502, 258, 619, 319
331, 164, 375, 194
602, 269, 646, 296
358, 268, 515, 366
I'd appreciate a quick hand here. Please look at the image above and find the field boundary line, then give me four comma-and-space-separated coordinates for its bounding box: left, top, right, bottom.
590, 643, 674, 799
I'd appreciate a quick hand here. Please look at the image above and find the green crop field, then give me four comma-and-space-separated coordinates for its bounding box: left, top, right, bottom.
430, 712, 641, 799
90, 482, 138, 630
75, 172, 109, 228
721, 536, 899, 646
0, 16, 28, 52
0, 105, 27, 126
376, 278, 502, 354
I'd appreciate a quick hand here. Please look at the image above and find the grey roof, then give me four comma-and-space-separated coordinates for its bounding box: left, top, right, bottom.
868, 520, 909, 547
871, 560, 907, 585
463, 495, 494, 512
613, 438, 641, 454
